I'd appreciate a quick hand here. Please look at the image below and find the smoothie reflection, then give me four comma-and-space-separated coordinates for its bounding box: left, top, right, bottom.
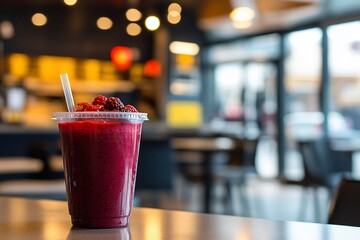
66, 226, 131, 240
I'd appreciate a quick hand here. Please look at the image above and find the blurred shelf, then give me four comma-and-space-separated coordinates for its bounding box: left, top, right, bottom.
23, 77, 136, 97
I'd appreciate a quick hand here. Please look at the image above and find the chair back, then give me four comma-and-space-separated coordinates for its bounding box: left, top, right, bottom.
298, 138, 331, 184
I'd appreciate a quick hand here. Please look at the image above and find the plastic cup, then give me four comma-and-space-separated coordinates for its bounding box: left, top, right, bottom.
52, 111, 148, 228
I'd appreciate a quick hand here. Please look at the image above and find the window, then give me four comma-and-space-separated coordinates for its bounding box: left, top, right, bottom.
328, 21, 360, 133
214, 63, 244, 120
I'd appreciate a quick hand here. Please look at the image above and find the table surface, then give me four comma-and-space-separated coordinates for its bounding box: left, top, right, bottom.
1, 197, 360, 240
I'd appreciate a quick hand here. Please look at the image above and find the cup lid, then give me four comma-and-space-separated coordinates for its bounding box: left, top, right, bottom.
52, 111, 148, 123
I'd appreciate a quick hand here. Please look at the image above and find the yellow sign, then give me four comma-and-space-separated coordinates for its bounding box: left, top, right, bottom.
167, 101, 202, 127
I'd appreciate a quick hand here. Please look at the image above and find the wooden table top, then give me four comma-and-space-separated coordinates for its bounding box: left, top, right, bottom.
1, 197, 360, 240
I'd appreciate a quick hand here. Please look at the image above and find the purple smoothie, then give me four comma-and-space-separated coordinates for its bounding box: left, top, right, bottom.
58, 120, 142, 228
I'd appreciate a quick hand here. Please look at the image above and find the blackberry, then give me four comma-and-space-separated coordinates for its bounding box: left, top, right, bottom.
104, 97, 124, 111
121, 105, 138, 112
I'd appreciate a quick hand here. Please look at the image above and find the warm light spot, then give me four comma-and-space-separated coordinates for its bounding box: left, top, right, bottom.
232, 20, 253, 29
170, 82, 187, 95
169, 41, 200, 55
176, 54, 195, 66
126, 23, 141, 36
31, 13, 47, 26
145, 16, 160, 31
129, 63, 143, 81
83, 59, 101, 80
144, 59, 161, 77
9, 54, 29, 77
37, 56, 76, 83
167, 12, 181, 24
229, 7, 255, 22
110, 46, 133, 71
168, 10, 180, 18
168, 3, 182, 13
97, 17, 113, 30
63, 0, 77, 6
0, 21, 15, 39
126, 8, 142, 22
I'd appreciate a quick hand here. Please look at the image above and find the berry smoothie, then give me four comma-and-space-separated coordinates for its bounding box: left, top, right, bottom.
58, 119, 143, 228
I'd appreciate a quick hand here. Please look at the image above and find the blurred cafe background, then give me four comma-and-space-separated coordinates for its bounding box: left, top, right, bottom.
0, 0, 359, 225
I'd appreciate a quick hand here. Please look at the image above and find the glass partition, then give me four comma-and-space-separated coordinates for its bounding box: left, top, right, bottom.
284, 28, 322, 180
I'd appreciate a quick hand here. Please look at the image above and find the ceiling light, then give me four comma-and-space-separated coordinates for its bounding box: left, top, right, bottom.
145, 16, 160, 31
97, 17, 113, 30
63, 0, 77, 6
126, 8, 142, 22
168, 3, 182, 13
169, 41, 200, 55
126, 23, 142, 36
168, 10, 180, 18
0, 21, 15, 39
232, 20, 253, 29
31, 13, 47, 27
167, 12, 181, 24
229, 7, 255, 22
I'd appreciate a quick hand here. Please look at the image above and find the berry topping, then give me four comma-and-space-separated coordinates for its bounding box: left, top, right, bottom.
121, 104, 138, 112
75, 96, 137, 112
86, 104, 105, 111
75, 102, 91, 111
104, 97, 124, 111
92, 95, 107, 105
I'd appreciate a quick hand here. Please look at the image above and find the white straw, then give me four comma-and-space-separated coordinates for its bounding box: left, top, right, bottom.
60, 73, 75, 112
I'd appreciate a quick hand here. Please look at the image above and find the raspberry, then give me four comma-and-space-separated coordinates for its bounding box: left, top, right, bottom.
104, 97, 124, 111
85, 104, 104, 111
121, 104, 138, 112
75, 102, 91, 111
92, 95, 107, 105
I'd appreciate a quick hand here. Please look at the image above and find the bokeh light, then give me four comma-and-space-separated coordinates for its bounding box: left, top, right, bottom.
168, 3, 182, 13
63, 0, 77, 6
145, 16, 160, 31
126, 8, 142, 22
97, 17, 113, 30
31, 13, 47, 27
126, 23, 141, 36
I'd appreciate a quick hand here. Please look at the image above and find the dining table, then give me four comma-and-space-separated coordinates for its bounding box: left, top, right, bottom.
171, 136, 236, 213
1, 196, 360, 240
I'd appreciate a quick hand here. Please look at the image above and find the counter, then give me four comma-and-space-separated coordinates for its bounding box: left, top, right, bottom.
1, 197, 360, 240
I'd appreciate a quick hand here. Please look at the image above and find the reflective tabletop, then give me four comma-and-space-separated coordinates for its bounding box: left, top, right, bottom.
1, 197, 360, 240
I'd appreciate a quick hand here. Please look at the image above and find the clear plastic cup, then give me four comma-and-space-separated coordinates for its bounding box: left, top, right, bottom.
52, 112, 148, 228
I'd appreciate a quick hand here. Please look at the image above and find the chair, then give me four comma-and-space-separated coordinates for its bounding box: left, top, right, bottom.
213, 137, 259, 216
284, 137, 351, 222
328, 177, 360, 227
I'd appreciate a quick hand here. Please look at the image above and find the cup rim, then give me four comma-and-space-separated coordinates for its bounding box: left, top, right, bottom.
52, 111, 149, 122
